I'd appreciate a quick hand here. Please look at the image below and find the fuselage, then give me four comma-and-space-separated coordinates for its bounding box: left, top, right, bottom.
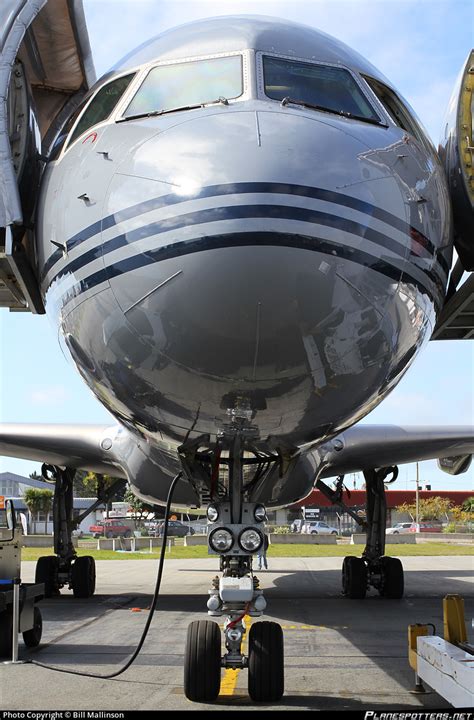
36, 16, 452, 461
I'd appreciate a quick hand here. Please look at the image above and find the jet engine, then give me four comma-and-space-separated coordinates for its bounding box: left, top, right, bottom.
439, 51, 474, 270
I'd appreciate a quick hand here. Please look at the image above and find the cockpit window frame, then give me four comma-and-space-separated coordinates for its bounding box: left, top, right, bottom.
361, 74, 435, 152
58, 70, 140, 158
53, 52, 250, 161
116, 50, 250, 121
256, 51, 383, 125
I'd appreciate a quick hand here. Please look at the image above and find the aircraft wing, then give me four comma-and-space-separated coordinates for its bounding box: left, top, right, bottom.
0, 423, 128, 478
319, 425, 474, 478
1, 422, 472, 489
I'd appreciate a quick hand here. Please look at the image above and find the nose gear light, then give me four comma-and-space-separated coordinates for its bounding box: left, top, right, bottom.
209, 527, 234, 552
238, 527, 263, 553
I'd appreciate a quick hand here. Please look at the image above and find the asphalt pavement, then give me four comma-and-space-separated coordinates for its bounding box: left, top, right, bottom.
1, 556, 472, 711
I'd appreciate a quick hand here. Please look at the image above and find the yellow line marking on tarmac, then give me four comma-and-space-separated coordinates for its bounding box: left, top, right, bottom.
219, 615, 252, 697
280, 625, 348, 630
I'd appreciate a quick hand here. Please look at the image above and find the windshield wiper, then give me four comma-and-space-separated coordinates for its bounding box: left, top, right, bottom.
117, 97, 230, 123
117, 104, 205, 122
280, 97, 388, 127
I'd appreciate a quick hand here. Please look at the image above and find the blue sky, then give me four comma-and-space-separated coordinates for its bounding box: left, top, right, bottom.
0, 0, 473, 493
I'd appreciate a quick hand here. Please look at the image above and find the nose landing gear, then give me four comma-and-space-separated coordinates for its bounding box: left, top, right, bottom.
184, 559, 285, 703
181, 437, 284, 703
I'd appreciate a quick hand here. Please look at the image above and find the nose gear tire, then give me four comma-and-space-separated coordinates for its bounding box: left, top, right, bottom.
184, 620, 222, 702
248, 621, 284, 702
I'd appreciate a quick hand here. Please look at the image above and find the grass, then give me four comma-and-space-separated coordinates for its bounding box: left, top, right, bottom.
20, 542, 473, 562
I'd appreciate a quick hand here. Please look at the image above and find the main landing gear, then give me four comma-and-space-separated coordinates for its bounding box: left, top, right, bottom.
317, 467, 404, 600
34, 465, 125, 599
180, 435, 284, 703
342, 467, 404, 599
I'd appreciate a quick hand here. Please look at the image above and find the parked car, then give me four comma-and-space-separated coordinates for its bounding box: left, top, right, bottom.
416, 522, 443, 533
386, 522, 414, 534
152, 520, 195, 537
302, 521, 338, 535
89, 519, 133, 538
386, 522, 443, 534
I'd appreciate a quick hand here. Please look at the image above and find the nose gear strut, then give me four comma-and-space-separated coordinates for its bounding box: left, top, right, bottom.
182, 435, 284, 702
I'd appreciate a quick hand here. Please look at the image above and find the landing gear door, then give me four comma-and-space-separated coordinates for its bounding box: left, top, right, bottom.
439, 51, 474, 270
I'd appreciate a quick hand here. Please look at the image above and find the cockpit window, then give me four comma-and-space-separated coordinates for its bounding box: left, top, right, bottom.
123, 56, 242, 118
362, 75, 426, 141
67, 73, 135, 146
263, 56, 380, 122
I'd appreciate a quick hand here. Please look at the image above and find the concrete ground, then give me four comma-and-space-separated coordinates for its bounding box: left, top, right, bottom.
1, 556, 473, 711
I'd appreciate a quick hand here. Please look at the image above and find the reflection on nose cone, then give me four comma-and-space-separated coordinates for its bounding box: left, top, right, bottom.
73, 110, 434, 444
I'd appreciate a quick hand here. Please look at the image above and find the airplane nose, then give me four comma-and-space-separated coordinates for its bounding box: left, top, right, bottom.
95, 110, 433, 440
103, 108, 409, 330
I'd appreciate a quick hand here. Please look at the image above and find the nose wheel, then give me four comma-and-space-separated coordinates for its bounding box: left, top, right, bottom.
184, 620, 222, 702
248, 621, 284, 702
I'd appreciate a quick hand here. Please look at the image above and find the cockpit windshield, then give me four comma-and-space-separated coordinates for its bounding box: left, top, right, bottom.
263, 56, 381, 123
123, 55, 243, 118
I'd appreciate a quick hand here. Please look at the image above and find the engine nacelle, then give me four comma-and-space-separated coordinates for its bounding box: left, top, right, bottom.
437, 454, 472, 476
438, 51, 474, 270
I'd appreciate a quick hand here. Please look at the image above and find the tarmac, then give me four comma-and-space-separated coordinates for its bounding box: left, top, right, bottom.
1, 555, 473, 712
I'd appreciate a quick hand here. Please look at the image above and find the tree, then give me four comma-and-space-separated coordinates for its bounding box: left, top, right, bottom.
450, 506, 474, 524
29, 471, 43, 481
396, 496, 452, 522
72, 470, 126, 502
77, 471, 126, 518
23, 488, 53, 534
462, 496, 474, 513
73, 470, 92, 498
124, 488, 149, 526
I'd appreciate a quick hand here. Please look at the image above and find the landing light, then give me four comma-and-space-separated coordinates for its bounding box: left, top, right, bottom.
207, 504, 219, 522
254, 504, 266, 522
209, 527, 233, 553
239, 528, 263, 553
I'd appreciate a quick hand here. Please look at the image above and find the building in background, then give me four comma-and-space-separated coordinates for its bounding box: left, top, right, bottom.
0, 471, 104, 534
290, 489, 473, 533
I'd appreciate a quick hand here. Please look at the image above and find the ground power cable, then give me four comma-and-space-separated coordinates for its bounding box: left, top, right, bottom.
26, 471, 183, 679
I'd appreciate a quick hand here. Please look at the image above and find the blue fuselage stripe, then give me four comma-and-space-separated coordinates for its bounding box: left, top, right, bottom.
54, 231, 440, 309
41, 181, 447, 280
45, 203, 446, 297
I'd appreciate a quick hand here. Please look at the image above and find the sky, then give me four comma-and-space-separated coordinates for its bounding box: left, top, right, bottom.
0, 0, 473, 493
